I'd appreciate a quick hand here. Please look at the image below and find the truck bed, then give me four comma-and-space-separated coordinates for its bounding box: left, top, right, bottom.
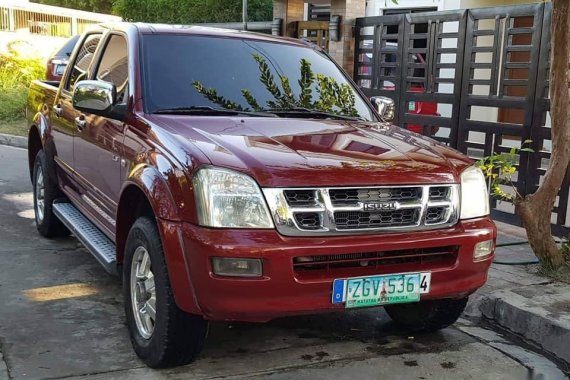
26, 80, 60, 128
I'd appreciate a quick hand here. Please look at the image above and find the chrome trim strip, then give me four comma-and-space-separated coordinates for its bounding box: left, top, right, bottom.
262, 184, 460, 237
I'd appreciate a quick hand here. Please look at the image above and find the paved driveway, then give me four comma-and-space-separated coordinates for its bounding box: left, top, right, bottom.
0, 144, 546, 379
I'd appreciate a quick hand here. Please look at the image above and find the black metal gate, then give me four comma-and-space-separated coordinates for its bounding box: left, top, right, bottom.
354, 3, 570, 235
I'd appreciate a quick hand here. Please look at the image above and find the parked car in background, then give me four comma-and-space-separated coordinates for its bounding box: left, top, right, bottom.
46, 35, 80, 82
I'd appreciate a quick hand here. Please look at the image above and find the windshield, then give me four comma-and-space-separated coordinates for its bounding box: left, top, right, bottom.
140, 34, 375, 121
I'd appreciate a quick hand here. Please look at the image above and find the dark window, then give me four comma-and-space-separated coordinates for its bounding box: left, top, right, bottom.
66, 33, 101, 91
53, 35, 80, 58
95, 34, 128, 102
140, 35, 375, 120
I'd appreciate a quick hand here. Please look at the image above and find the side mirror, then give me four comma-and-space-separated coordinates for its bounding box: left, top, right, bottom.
371, 96, 396, 122
72, 80, 126, 121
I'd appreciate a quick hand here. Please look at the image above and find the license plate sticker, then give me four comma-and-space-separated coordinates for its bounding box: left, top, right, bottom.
332, 272, 431, 308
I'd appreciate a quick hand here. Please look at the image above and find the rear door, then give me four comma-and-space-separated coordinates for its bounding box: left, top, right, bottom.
72, 33, 129, 239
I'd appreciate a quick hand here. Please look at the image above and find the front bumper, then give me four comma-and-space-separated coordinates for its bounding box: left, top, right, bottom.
179, 217, 496, 322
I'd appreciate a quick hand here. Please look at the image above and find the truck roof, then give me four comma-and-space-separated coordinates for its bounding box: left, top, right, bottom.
97, 22, 310, 47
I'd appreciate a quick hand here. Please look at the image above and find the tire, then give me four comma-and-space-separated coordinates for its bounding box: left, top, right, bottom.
384, 297, 468, 333
32, 150, 70, 238
123, 216, 208, 368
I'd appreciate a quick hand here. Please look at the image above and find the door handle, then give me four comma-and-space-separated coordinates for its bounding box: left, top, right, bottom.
53, 104, 62, 117
74, 115, 87, 131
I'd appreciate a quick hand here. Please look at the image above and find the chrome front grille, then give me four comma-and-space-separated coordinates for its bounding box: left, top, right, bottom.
263, 184, 460, 236
329, 187, 422, 206
334, 209, 419, 230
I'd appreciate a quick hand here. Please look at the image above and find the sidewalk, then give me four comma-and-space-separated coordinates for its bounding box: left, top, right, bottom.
0, 133, 26, 149
468, 221, 570, 367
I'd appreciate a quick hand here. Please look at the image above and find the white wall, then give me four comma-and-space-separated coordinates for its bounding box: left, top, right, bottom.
366, 0, 462, 17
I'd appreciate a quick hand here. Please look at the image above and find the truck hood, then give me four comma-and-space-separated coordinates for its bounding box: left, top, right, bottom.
146, 115, 472, 187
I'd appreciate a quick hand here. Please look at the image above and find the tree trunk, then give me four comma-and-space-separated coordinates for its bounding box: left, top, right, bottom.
517, 0, 570, 270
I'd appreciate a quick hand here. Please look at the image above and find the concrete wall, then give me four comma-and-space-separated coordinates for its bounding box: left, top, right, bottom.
273, 0, 305, 36
328, 0, 366, 76
366, 0, 547, 16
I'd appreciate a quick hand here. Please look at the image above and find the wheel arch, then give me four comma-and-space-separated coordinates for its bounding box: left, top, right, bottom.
27, 125, 42, 181
116, 171, 202, 315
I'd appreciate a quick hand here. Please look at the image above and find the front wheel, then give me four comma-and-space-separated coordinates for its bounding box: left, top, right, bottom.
123, 216, 208, 368
384, 297, 468, 333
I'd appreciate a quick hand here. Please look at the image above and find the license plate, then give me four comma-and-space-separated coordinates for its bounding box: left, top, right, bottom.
55, 64, 66, 75
332, 272, 431, 308
408, 101, 416, 111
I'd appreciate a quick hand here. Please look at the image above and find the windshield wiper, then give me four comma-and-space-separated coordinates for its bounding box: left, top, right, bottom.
153, 106, 277, 117
262, 107, 364, 121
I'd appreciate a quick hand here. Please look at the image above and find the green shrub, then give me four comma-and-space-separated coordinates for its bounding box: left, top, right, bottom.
0, 87, 28, 121
0, 41, 45, 122
0, 42, 45, 90
113, 0, 273, 23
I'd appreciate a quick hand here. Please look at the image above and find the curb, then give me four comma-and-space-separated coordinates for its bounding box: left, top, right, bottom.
479, 292, 570, 365
0, 133, 27, 149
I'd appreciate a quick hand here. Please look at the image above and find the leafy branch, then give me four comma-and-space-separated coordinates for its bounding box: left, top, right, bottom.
476, 140, 534, 202
192, 54, 358, 116
192, 81, 244, 111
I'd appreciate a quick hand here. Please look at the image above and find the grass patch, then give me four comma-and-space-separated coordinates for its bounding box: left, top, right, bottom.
0, 117, 28, 137
0, 87, 28, 121
537, 265, 570, 284
0, 86, 28, 137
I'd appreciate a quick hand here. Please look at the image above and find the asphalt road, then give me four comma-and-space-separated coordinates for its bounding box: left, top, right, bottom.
0, 144, 558, 380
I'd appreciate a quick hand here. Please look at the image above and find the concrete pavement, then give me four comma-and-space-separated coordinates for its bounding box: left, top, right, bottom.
0, 144, 566, 379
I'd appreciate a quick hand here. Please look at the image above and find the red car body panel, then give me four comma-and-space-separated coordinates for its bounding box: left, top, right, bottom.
174, 217, 494, 321
27, 23, 495, 323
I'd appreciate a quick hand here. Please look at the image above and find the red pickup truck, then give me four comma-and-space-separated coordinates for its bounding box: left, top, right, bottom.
27, 23, 495, 368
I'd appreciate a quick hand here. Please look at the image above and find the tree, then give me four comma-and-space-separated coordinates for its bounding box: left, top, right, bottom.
112, 0, 273, 23
480, 1, 570, 271
518, 0, 570, 270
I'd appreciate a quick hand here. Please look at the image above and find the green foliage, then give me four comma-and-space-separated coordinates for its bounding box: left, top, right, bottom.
193, 54, 359, 117
477, 140, 534, 202
0, 88, 28, 121
31, 0, 113, 14
0, 44, 45, 90
192, 81, 243, 111
0, 43, 44, 122
112, 0, 273, 23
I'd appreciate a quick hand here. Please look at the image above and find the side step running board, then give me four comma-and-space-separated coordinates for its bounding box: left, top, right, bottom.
53, 202, 117, 275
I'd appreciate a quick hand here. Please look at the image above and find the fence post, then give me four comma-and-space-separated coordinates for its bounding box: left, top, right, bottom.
71, 16, 77, 35
8, 7, 15, 31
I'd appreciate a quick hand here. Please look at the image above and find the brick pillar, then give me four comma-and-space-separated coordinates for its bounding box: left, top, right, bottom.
273, 0, 305, 37
329, 0, 366, 76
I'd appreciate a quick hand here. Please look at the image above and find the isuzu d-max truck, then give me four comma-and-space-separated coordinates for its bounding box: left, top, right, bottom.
27, 23, 495, 368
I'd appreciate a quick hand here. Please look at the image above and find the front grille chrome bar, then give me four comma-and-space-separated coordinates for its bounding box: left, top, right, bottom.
262, 184, 460, 236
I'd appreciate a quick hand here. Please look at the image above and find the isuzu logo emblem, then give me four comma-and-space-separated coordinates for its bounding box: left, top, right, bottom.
361, 201, 399, 211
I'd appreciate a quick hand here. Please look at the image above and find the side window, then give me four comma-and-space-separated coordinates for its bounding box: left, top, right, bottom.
66, 34, 102, 91
95, 35, 128, 103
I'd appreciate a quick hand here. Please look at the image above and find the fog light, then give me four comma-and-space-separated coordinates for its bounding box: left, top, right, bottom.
212, 257, 263, 277
473, 240, 494, 260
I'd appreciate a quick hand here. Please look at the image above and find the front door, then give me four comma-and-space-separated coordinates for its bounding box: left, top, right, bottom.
73, 33, 129, 239
51, 33, 102, 195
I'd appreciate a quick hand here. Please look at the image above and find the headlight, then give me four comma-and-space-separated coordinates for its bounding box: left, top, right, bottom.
460, 166, 490, 219
193, 167, 274, 228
